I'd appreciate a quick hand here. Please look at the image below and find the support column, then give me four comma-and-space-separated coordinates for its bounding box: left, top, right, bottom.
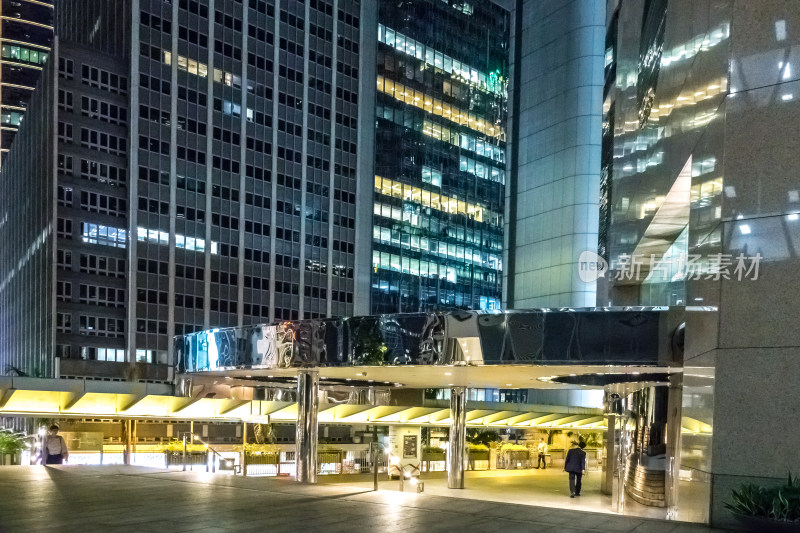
123, 419, 132, 465
241, 421, 247, 477
295, 370, 319, 484
447, 386, 467, 489
665, 374, 684, 520
602, 390, 621, 496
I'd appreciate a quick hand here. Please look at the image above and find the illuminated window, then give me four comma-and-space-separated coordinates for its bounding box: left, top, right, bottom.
421, 166, 442, 187
81, 223, 127, 248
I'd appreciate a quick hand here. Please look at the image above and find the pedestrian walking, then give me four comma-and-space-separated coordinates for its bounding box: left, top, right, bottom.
563, 439, 586, 497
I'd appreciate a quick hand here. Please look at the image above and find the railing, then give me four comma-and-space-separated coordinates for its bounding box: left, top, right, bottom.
357, 449, 387, 473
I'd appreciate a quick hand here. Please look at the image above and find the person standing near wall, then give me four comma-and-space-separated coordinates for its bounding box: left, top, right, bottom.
44, 424, 69, 465
537, 438, 548, 469
564, 440, 586, 497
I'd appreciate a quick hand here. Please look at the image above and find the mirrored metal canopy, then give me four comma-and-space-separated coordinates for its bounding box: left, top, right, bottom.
175, 307, 683, 375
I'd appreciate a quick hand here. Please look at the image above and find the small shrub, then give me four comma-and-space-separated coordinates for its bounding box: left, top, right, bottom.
725, 473, 800, 523
160, 439, 207, 454
237, 443, 280, 455
499, 443, 528, 452
423, 445, 446, 455
0, 432, 26, 455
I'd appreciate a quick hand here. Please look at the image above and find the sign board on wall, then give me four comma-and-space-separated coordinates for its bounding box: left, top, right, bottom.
403, 434, 418, 458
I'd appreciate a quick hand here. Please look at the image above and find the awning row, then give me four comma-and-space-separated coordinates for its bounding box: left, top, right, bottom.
0, 387, 606, 428
0, 387, 710, 434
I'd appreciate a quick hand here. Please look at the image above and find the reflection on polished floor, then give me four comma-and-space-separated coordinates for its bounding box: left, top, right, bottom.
0, 466, 722, 533
322, 468, 669, 520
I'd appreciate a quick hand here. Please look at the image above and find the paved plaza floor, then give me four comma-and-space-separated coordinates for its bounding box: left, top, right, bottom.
0, 465, 727, 532
321, 467, 670, 520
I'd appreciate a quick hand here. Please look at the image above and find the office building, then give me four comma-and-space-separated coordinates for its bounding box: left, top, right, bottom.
504, 0, 604, 309
0, 0, 367, 380
370, 0, 509, 314
599, 0, 800, 527
0, 0, 54, 164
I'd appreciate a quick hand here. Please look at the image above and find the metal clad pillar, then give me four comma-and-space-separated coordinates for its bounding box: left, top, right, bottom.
448, 386, 467, 489
665, 374, 684, 520
296, 370, 320, 484
602, 390, 621, 496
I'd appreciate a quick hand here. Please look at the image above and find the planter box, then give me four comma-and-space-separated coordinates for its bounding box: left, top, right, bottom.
469, 450, 489, 461
423, 452, 446, 462
0, 452, 21, 465
164, 451, 208, 467
245, 452, 280, 465
499, 450, 529, 469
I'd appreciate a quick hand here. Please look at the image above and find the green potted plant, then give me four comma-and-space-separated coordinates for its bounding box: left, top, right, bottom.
0, 432, 26, 465
725, 473, 800, 532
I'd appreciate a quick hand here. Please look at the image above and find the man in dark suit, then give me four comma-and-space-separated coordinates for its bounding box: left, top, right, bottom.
563, 440, 587, 497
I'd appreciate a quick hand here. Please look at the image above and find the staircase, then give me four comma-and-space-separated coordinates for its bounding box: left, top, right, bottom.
624, 455, 665, 507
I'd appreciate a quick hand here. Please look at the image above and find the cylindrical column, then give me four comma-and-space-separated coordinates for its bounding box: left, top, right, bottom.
242, 421, 247, 477
665, 374, 684, 520
124, 419, 132, 465
447, 386, 467, 489
602, 390, 622, 496
295, 370, 320, 484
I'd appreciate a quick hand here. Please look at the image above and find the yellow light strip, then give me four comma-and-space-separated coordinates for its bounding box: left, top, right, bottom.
0, 62, 43, 71
0, 38, 51, 51
0, 82, 36, 90
0, 16, 53, 30
17, 0, 54, 8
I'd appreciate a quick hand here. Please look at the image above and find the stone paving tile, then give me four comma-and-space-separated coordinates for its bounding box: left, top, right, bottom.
0, 466, 730, 533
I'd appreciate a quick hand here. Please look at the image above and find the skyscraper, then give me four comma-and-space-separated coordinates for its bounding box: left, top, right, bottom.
0, 0, 54, 163
504, 0, 604, 309
600, 0, 800, 526
0, 0, 367, 379
369, 0, 509, 314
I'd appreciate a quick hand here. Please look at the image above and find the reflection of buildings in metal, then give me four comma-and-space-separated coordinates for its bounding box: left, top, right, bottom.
176, 307, 676, 372
618, 385, 672, 508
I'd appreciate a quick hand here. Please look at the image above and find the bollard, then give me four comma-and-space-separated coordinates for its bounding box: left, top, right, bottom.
182, 434, 187, 472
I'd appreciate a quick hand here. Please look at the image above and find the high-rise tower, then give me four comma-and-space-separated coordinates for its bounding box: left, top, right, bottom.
369, 0, 509, 314
0, 0, 54, 163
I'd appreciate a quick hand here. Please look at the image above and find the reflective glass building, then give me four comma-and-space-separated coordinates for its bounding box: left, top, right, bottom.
370, 0, 509, 314
0, 0, 54, 162
599, 0, 800, 527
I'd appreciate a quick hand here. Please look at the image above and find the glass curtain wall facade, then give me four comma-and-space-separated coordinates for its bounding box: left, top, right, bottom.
371, 0, 509, 314
599, 0, 728, 306
0, 0, 54, 164
601, 0, 800, 527
0, 37, 55, 377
